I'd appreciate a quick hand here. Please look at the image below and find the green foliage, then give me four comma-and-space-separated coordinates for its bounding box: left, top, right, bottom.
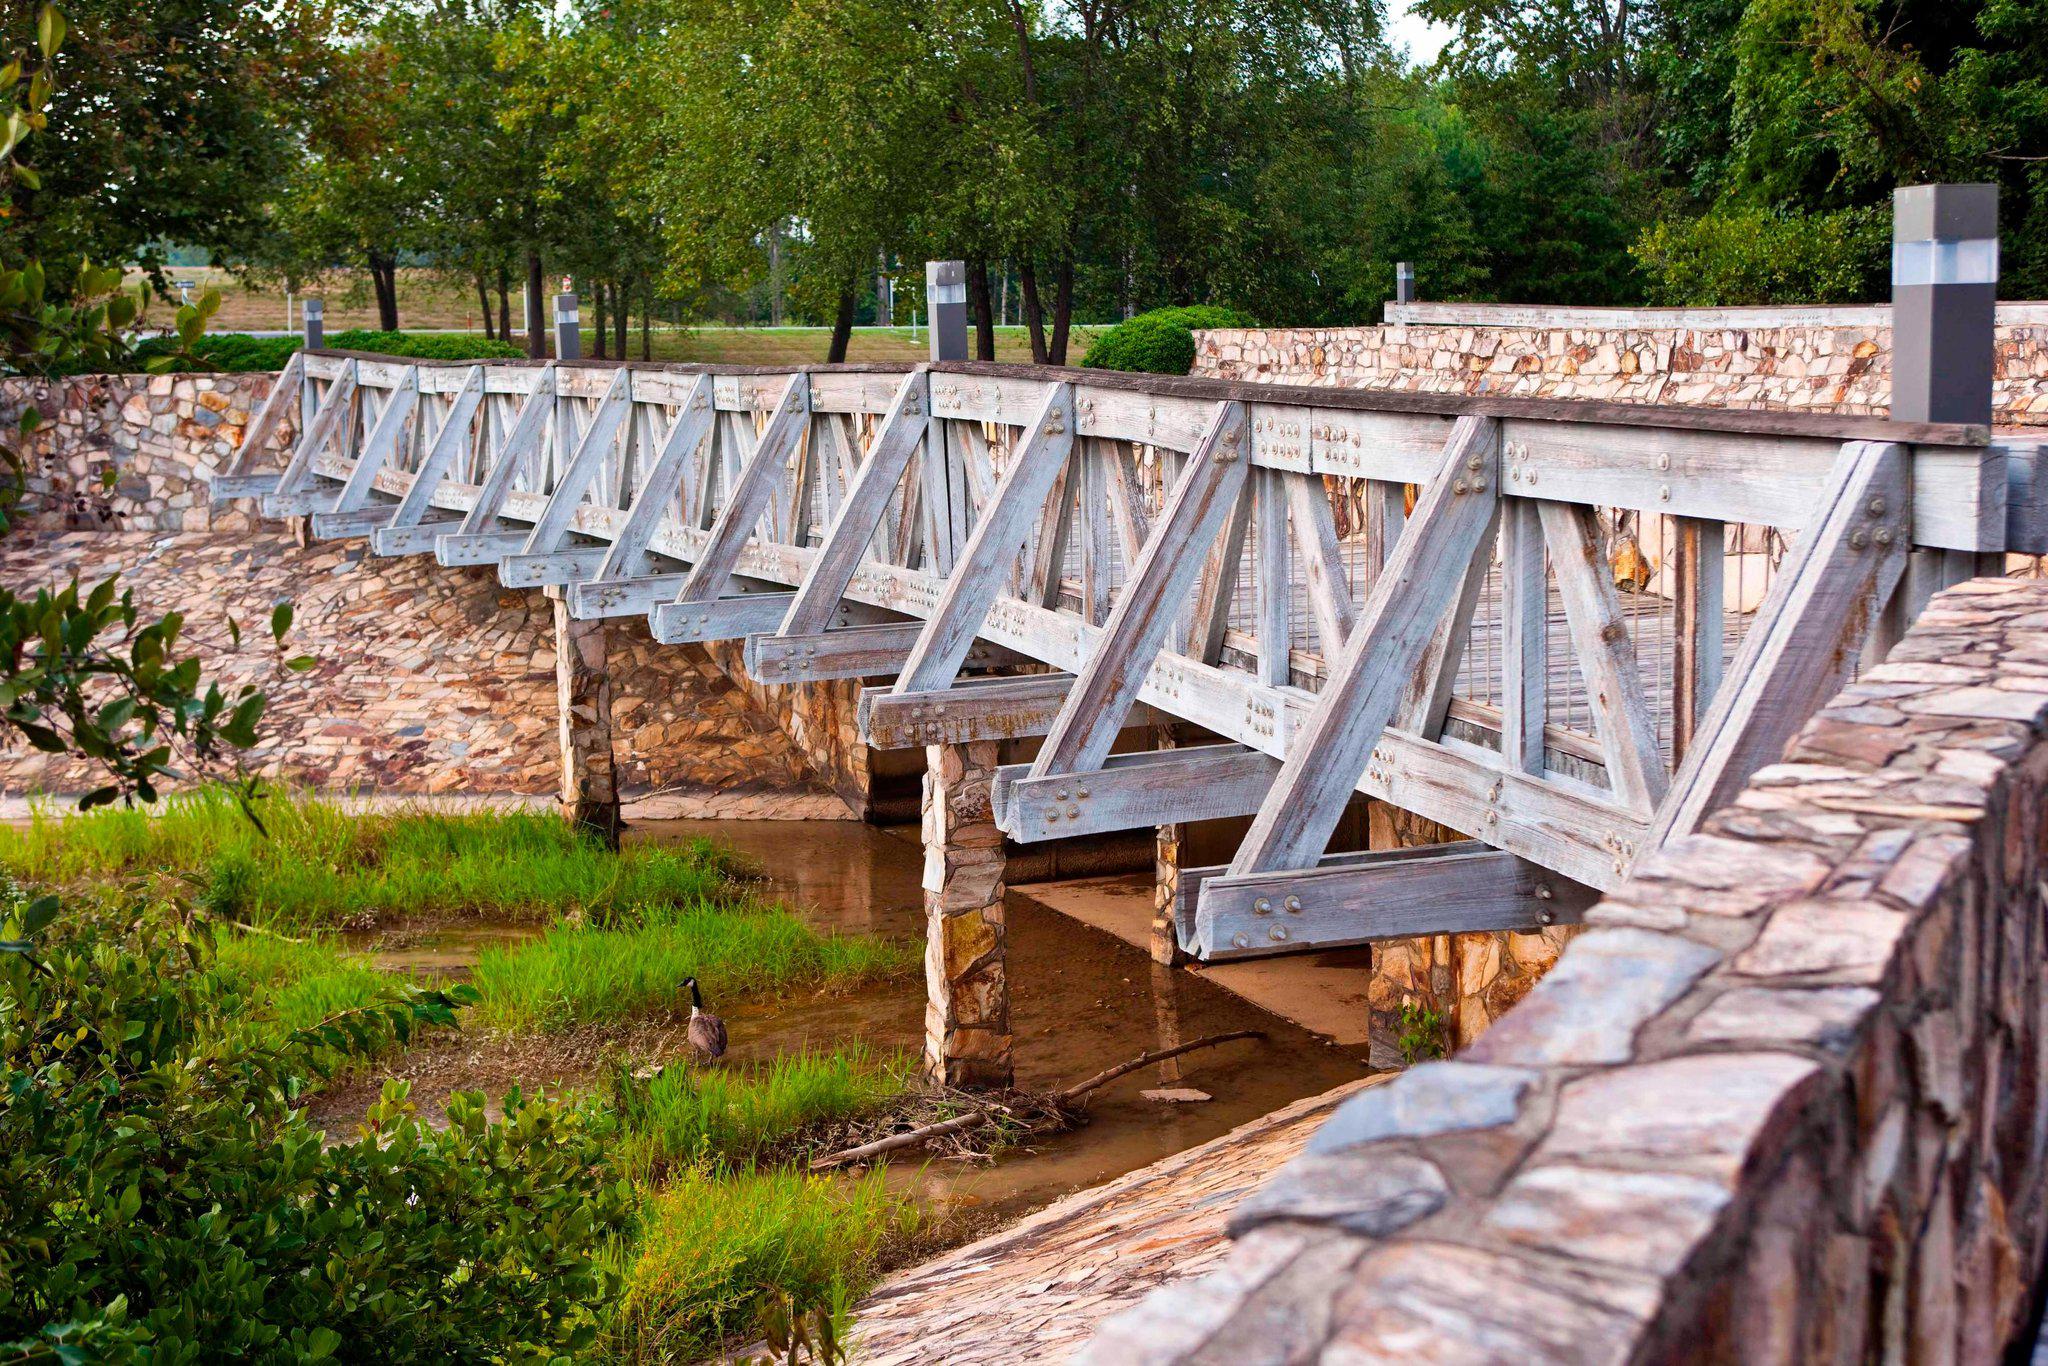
608, 1046, 913, 1181
470, 901, 916, 1033
0, 901, 634, 1360
606, 1166, 916, 1363
1633, 203, 1889, 305
0, 787, 730, 927
0, 580, 268, 811
130, 328, 525, 374
1396, 999, 1446, 1065
1081, 306, 1256, 375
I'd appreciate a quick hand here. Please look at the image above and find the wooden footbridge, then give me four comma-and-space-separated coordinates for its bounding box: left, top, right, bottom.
212, 350, 2036, 963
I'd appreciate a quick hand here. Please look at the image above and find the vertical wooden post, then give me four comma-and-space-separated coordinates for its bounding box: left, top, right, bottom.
922, 740, 1012, 1089
553, 594, 620, 848
1150, 723, 1187, 967
1671, 516, 1724, 760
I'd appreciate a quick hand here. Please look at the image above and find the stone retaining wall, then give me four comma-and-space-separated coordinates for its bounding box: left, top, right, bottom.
1084, 575, 2048, 1362
1, 372, 280, 533
1194, 318, 2048, 425
0, 529, 858, 819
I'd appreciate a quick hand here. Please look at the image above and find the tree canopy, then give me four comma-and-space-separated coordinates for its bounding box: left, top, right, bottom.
21, 0, 2048, 342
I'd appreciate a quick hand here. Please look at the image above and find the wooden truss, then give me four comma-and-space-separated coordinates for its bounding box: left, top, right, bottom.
216, 352, 2038, 961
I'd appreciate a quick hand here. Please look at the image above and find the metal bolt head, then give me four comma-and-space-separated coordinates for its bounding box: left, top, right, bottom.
1269, 925, 1289, 942
1658, 484, 1671, 502
1868, 496, 1887, 516
1874, 527, 1894, 547
1452, 478, 1468, 494
1232, 932, 1250, 949
1849, 528, 1869, 550
1466, 454, 1483, 472
1284, 895, 1302, 914
1253, 897, 1273, 916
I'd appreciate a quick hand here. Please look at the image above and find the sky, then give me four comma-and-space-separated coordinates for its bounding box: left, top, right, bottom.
1385, 1, 1454, 68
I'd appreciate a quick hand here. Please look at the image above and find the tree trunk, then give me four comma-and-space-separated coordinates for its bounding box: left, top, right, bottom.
593, 284, 608, 359
496, 264, 512, 344
526, 250, 546, 359
826, 281, 857, 363
1050, 257, 1075, 365
612, 281, 626, 358
965, 256, 997, 361
1019, 260, 1049, 364
368, 251, 400, 331
641, 279, 652, 361
476, 275, 495, 340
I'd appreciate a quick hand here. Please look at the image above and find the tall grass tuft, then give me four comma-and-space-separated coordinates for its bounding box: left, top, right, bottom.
470, 903, 915, 1032
0, 788, 728, 927
206, 928, 409, 1043
604, 1166, 918, 1363
610, 1046, 912, 1180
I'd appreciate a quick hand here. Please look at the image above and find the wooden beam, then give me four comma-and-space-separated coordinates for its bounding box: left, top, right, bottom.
211, 350, 305, 495
1649, 440, 1912, 847
323, 367, 419, 521
860, 674, 1164, 748
369, 366, 485, 555
893, 384, 1078, 693
674, 373, 810, 602
451, 363, 557, 538
1183, 841, 1596, 962
1538, 499, 1668, 813
435, 530, 529, 566
744, 622, 926, 683
1283, 471, 1356, 656
779, 371, 930, 634
995, 743, 1279, 842
260, 361, 357, 517
517, 369, 633, 559
1227, 416, 1502, 877
648, 591, 801, 645
500, 546, 607, 588
1254, 469, 1290, 686
568, 572, 693, 619
1079, 436, 1115, 624
1186, 487, 1252, 664
1396, 504, 1497, 739
1030, 402, 1249, 779
309, 504, 401, 539
1499, 497, 1547, 774
1670, 516, 1725, 759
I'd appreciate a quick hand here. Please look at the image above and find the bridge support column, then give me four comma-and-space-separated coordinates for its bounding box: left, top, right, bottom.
1150, 724, 1187, 967
553, 595, 621, 848
921, 740, 1012, 1089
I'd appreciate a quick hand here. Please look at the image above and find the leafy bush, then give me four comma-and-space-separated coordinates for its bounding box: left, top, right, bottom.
1080, 305, 1256, 375
129, 328, 523, 374
1631, 204, 1889, 306
0, 899, 634, 1360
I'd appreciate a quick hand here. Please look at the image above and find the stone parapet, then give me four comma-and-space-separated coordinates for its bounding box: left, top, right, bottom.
0, 372, 281, 532
1082, 576, 2048, 1362
1193, 321, 2048, 426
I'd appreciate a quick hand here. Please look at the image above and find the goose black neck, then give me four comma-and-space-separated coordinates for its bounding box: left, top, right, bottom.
687, 980, 704, 1010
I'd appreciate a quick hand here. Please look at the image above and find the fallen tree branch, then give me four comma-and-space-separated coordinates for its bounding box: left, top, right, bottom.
1054, 1030, 1265, 1104
808, 1029, 1265, 1172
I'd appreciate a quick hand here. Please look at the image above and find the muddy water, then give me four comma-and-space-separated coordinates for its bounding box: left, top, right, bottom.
638, 820, 1370, 1223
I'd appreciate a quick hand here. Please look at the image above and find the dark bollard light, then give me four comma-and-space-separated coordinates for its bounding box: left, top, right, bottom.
302, 297, 324, 351
554, 292, 581, 361
1891, 183, 1998, 426
1395, 261, 1416, 306
926, 260, 969, 363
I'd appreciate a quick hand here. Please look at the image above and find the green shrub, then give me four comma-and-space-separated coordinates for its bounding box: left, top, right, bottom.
1631, 204, 1889, 306
1080, 305, 1256, 375
0, 901, 633, 1360
130, 328, 523, 374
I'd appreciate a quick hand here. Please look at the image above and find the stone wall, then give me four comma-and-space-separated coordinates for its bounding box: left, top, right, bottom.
1194, 314, 2048, 425
1, 372, 281, 533
0, 529, 852, 819
1084, 575, 2048, 1362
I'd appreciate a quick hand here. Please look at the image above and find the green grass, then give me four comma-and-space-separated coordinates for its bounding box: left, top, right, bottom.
208, 930, 398, 1036
470, 902, 915, 1033
0, 788, 730, 928
604, 1165, 919, 1363
609, 1046, 913, 1181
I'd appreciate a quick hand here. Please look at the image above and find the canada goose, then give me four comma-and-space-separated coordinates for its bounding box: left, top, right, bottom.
683, 976, 727, 1060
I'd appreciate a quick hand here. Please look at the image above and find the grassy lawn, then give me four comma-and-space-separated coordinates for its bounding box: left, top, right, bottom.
8, 789, 931, 1357
0, 788, 730, 929
138, 266, 1103, 365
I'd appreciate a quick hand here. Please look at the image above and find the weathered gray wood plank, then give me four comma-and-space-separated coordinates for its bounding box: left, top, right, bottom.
996, 743, 1279, 841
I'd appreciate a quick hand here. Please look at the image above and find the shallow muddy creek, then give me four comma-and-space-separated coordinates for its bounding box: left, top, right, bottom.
332, 818, 1371, 1229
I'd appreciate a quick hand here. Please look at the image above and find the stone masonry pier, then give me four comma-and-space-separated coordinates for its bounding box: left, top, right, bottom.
1082, 575, 2048, 1362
